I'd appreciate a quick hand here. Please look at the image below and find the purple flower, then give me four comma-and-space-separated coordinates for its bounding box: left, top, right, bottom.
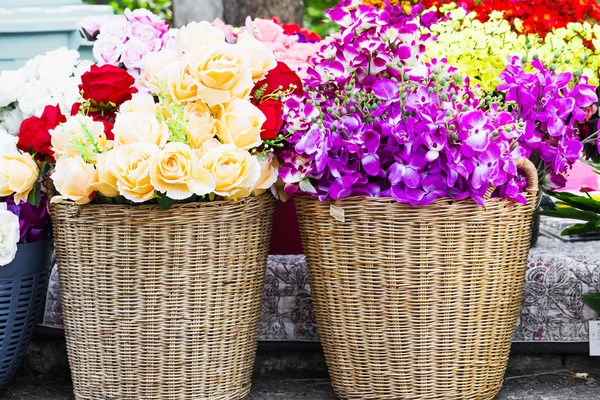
3, 194, 50, 243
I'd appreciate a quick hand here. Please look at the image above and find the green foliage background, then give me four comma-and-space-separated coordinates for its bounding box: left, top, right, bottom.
304, 0, 339, 37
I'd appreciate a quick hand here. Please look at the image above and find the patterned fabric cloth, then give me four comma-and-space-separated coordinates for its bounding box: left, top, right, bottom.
42, 220, 600, 343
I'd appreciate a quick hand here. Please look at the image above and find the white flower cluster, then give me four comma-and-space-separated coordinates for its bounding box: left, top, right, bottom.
0, 48, 93, 136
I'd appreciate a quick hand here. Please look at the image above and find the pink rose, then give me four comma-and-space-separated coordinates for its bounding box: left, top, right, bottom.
124, 8, 169, 35
78, 15, 111, 40
276, 42, 322, 72
212, 18, 236, 43
99, 15, 129, 40
93, 35, 123, 66
162, 29, 178, 51
244, 17, 286, 44
130, 21, 163, 51
122, 38, 150, 70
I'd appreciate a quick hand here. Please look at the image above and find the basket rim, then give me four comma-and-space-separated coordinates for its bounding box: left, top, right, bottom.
49, 193, 277, 217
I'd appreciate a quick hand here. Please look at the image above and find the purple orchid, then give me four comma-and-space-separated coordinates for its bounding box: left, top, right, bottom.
3, 194, 51, 243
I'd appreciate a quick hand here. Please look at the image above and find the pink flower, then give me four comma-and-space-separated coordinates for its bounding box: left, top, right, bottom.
78, 15, 111, 40
244, 17, 292, 50
276, 42, 322, 72
122, 37, 150, 70
130, 21, 163, 51
93, 35, 123, 66
124, 8, 169, 35
212, 18, 236, 43
99, 15, 129, 40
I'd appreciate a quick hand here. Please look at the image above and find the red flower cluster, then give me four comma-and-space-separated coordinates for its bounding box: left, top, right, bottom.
421, 0, 600, 38
252, 62, 303, 140
272, 16, 321, 42
72, 64, 137, 139
18, 65, 137, 158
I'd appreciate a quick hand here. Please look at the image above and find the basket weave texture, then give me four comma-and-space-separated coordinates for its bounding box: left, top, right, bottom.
295, 159, 538, 400
50, 195, 277, 400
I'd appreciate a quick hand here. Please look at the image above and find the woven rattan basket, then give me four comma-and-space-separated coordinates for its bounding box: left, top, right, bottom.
49, 195, 277, 400
295, 159, 538, 400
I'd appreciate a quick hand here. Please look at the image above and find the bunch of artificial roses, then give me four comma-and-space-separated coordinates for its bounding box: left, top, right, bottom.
0, 21, 303, 209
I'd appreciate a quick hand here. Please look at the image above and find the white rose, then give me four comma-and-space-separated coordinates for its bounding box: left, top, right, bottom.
120, 94, 159, 115
0, 203, 20, 267
39, 48, 79, 81
176, 21, 225, 54
0, 70, 22, 108
0, 127, 18, 154
122, 37, 150, 70
20, 56, 42, 82
98, 15, 129, 39
16, 83, 53, 118
0, 108, 23, 136
112, 112, 169, 147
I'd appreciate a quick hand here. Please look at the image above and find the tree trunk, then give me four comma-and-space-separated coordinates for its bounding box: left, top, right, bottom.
222, 0, 304, 26
173, 0, 223, 27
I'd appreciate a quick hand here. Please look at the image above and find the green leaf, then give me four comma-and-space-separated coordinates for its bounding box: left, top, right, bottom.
38, 162, 51, 179
537, 208, 600, 223
157, 194, 174, 210
27, 182, 42, 208
561, 222, 598, 236
583, 293, 600, 315
543, 189, 600, 213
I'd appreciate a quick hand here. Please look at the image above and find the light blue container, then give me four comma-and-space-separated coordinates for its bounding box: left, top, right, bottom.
0, 0, 113, 69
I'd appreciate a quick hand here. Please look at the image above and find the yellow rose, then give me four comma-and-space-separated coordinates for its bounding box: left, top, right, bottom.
50, 156, 98, 205
253, 153, 279, 196
167, 61, 200, 104
236, 32, 277, 80
0, 152, 39, 204
50, 115, 109, 162
184, 102, 217, 149
187, 42, 254, 107
150, 142, 215, 200
120, 93, 160, 115
196, 138, 222, 157
199, 144, 260, 199
89, 151, 118, 198
141, 50, 178, 93
216, 99, 265, 150
176, 21, 225, 54
109, 143, 158, 203
112, 112, 170, 147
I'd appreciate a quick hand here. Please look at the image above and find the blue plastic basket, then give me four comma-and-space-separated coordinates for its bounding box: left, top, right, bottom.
0, 240, 51, 388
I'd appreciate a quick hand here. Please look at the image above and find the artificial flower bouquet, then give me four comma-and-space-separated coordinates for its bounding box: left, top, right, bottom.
0, 19, 309, 212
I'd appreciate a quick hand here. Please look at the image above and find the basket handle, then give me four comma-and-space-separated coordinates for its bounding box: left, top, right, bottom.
515, 158, 539, 194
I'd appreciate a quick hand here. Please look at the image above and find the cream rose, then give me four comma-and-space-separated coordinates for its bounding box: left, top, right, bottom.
166, 60, 200, 104
176, 21, 225, 54
149, 142, 215, 200
0, 152, 39, 204
120, 93, 160, 115
184, 103, 217, 149
236, 32, 277, 80
253, 153, 279, 196
187, 42, 254, 107
50, 156, 98, 205
196, 138, 222, 158
141, 50, 178, 93
89, 151, 119, 198
109, 143, 158, 203
216, 99, 265, 150
200, 144, 260, 199
112, 112, 170, 147
50, 115, 109, 162
0, 203, 20, 266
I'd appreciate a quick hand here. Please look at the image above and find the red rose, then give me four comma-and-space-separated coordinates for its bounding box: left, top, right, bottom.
79, 64, 137, 108
258, 100, 284, 140
281, 23, 321, 42
18, 105, 66, 158
253, 61, 303, 100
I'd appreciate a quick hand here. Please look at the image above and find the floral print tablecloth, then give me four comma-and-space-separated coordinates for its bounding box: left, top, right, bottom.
42, 230, 600, 343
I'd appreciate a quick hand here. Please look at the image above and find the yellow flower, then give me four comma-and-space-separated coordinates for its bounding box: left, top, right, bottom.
141, 50, 178, 93
253, 153, 279, 196
199, 144, 260, 199
149, 142, 215, 200
184, 102, 218, 150
0, 152, 39, 204
236, 32, 277, 81
50, 156, 97, 205
119, 93, 160, 115
176, 21, 225, 54
89, 151, 119, 198
186, 42, 254, 107
215, 99, 265, 150
109, 143, 158, 203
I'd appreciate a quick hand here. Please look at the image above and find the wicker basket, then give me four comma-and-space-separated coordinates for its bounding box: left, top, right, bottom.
49, 195, 277, 400
295, 159, 538, 400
